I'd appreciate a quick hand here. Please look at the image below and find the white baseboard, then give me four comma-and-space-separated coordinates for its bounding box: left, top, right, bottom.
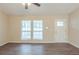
69, 42, 79, 48
0, 42, 8, 46
9, 40, 68, 43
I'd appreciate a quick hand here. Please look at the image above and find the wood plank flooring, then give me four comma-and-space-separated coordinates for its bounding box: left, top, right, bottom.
0, 43, 79, 55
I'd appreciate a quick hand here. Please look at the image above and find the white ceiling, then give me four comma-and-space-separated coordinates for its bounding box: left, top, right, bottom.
0, 3, 79, 16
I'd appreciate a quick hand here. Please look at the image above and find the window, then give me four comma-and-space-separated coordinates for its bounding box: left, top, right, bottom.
21, 20, 31, 40
57, 21, 64, 27
21, 20, 43, 40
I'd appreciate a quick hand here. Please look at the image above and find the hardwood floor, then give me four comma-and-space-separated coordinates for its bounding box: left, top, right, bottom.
0, 43, 79, 55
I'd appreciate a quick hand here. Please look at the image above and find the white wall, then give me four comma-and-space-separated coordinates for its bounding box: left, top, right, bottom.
8, 15, 68, 43
69, 9, 79, 48
0, 11, 8, 46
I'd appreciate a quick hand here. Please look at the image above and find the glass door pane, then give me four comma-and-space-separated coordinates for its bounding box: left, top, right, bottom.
22, 32, 31, 40
33, 20, 43, 31
33, 32, 43, 40
22, 20, 31, 31
21, 20, 31, 40
33, 20, 43, 40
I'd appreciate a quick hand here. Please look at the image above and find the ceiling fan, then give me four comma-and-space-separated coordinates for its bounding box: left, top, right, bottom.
22, 3, 40, 9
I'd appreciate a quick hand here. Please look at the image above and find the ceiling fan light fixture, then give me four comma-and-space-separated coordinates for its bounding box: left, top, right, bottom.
22, 3, 25, 6
28, 3, 31, 6
22, 3, 40, 9
22, 3, 31, 6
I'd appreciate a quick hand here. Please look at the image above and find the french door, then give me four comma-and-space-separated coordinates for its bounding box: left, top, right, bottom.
21, 20, 43, 41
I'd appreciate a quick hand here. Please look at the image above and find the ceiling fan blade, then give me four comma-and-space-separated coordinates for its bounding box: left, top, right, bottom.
25, 3, 28, 9
33, 3, 40, 7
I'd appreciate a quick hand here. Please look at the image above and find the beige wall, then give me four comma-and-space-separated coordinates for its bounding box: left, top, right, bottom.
0, 11, 8, 46
0, 10, 69, 44
0, 7, 79, 46
69, 9, 79, 48
8, 15, 68, 43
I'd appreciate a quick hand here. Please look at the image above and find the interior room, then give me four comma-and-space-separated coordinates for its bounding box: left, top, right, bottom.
0, 3, 79, 55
